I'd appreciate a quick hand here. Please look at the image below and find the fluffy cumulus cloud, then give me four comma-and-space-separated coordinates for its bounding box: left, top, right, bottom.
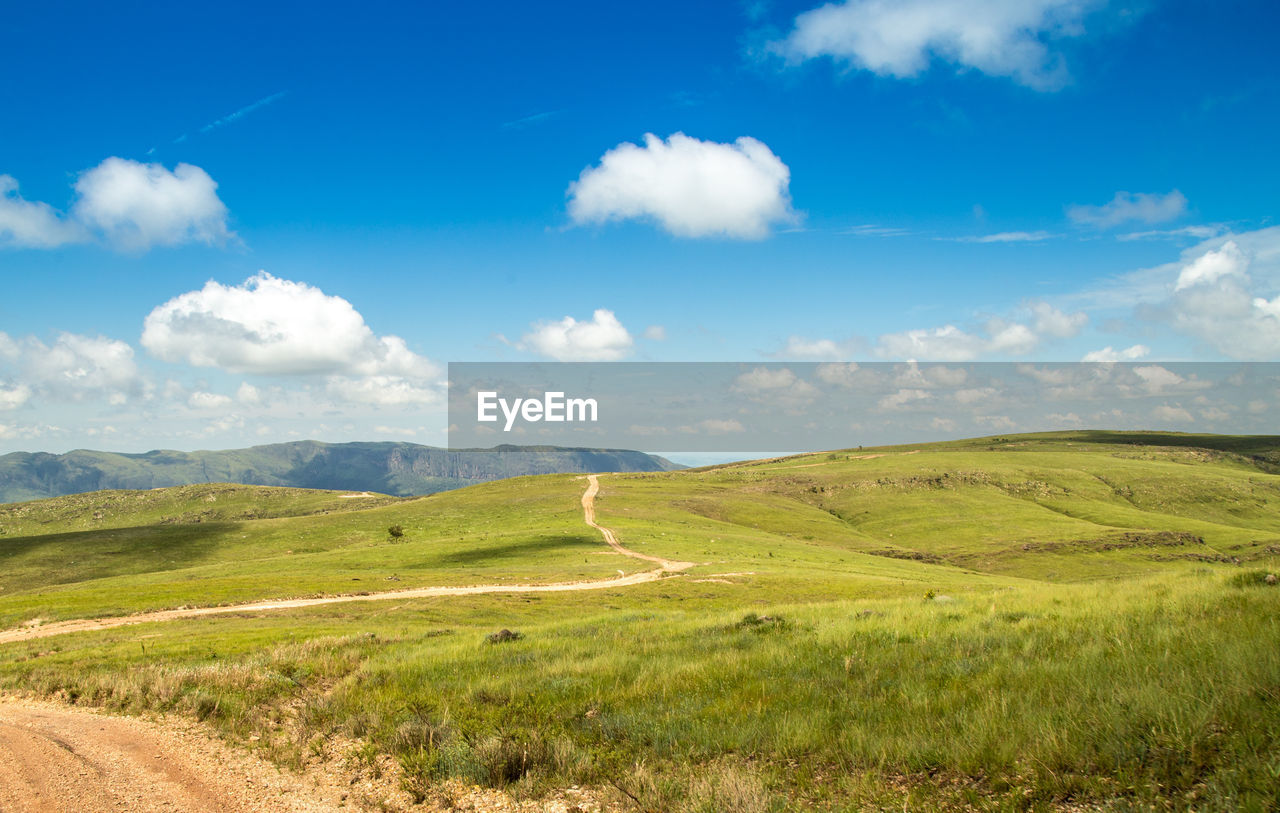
0, 158, 232, 251
142, 272, 440, 405
1068, 190, 1188, 228
143, 272, 431, 377
567, 133, 796, 239
773, 0, 1097, 90
72, 158, 232, 250
0, 176, 87, 248
518, 309, 635, 361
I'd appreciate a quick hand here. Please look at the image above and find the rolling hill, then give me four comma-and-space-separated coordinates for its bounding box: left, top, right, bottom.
1, 430, 1277, 811
0, 440, 681, 503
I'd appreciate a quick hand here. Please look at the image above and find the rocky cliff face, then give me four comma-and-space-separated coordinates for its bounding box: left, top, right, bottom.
0, 442, 681, 503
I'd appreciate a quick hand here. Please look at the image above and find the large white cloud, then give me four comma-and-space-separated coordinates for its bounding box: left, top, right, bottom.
773, 0, 1096, 90
567, 133, 796, 239
0, 176, 87, 248
73, 158, 232, 250
518, 308, 635, 361
143, 272, 434, 377
0, 158, 233, 251
1068, 190, 1188, 228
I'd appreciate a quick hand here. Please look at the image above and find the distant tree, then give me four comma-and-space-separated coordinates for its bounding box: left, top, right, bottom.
387, 524, 404, 539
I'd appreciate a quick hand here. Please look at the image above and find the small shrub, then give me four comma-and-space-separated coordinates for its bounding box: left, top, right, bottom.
1229, 570, 1279, 588
486, 629, 523, 644
387, 524, 405, 539
731, 613, 788, 633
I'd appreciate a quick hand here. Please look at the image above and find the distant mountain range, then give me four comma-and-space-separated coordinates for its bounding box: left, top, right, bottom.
0, 441, 682, 503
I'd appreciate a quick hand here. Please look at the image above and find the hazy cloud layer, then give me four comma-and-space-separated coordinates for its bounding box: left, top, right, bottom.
874, 302, 1086, 360
774, 0, 1098, 90
0, 331, 143, 405
568, 133, 795, 239
1068, 190, 1188, 228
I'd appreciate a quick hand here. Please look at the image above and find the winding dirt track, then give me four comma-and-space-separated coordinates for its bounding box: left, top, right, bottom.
0, 700, 350, 812
0, 475, 692, 646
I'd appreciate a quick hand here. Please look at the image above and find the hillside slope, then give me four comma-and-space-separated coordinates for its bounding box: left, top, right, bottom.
2, 431, 1279, 810
0, 441, 681, 503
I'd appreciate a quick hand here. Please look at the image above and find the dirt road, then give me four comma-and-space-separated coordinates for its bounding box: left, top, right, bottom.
0, 699, 349, 812
0, 475, 692, 646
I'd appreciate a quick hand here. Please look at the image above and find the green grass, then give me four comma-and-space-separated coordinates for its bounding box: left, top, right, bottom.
2, 431, 1279, 811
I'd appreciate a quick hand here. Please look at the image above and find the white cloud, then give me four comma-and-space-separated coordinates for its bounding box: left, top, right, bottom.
776, 336, 845, 359
73, 158, 233, 250
643, 325, 667, 341
815, 362, 868, 388
1068, 190, 1188, 228
236, 382, 262, 405
0, 176, 86, 248
1082, 344, 1149, 362
1030, 301, 1088, 338
1151, 405, 1193, 424
325, 375, 441, 406
876, 325, 988, 361
1164, 238, 1280, 358
732, 366, 820, 407
1, 158, 233, 251
985, 321, 1039, 354
1073, 227, 1280, 359
975, 414, 1018, 431
1134, 365, 1184, 394
956, 230, 1056, 243
773, 0, 1096, 90
518, 309, 634, 361
188, 391, 233, 410
878, 388, 932, 410
875, 301, 1084, 360
1174, 240, 1245, 291
567, 133, 796, 239
1255, 295, 1280, 320
1116, 225, 1222, 242
18, 333, 143, 402
0, 383, 31, 410
142, 272, 436, 378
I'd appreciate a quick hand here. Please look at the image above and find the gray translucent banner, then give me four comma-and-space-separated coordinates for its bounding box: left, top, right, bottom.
447, 362, 1279, 452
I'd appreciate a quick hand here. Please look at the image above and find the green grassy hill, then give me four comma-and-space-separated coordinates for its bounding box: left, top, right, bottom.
1, 431, 1278, 811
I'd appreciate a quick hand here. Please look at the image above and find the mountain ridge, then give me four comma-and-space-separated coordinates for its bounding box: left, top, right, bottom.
0, 440, 681, 503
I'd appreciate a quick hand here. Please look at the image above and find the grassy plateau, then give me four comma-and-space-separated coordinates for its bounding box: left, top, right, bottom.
1, 431, 1278, 811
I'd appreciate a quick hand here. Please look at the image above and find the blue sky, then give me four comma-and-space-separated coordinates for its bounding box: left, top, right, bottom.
1, 0, 1278, 453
